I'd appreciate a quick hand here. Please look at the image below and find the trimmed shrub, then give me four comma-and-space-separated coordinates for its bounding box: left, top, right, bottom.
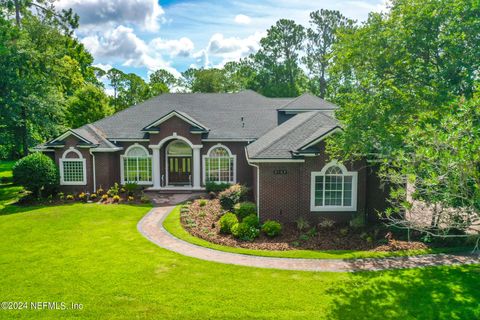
124, 182, 138, 195
219, 212, 238, 234
242, 214, 260, 228
234, 201, 256, 220
205, 181, 231, 193
12, 153, 59, 197
261, 220, 282, 237
231, 222, 259, 241
218, 184, 248, 210
198, 199, 208, 207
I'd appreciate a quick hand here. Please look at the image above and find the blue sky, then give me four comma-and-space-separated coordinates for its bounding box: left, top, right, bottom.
56, 0, 387, 82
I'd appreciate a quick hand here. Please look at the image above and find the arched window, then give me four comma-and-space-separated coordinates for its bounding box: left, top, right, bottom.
121, 145, 152, 184
203, 145, 236, 184
311, 161, 357, 211
167, 141, 192, 156
60, 148, 86, 185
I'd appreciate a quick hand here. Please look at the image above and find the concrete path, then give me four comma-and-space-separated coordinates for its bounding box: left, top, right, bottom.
137, 206, 480, 272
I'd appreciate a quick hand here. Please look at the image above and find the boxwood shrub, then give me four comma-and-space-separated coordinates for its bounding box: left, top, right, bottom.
231, 222, 259, 242
234, 201, 257, 220
219, 212, 238, 234
242, 214, 260, 229
261, 220, 282, 237
218, 184, 248, 210
205, 181, 231, 193
12, 153, 59, 197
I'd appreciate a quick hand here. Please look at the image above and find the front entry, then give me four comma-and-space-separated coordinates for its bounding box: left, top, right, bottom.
166, 140, 193, 186
168, 156, 191, 184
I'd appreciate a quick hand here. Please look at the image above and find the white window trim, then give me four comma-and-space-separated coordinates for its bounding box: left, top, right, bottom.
120, 144, 153, 185
310, 160, 357, 212
202, 144, 236, 184
60, 147, 87, 186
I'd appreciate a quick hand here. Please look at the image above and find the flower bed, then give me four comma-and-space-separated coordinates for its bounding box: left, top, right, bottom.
180, 198, 430, 252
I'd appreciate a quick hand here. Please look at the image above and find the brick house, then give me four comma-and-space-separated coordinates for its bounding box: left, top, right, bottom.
36, 90, 388, 223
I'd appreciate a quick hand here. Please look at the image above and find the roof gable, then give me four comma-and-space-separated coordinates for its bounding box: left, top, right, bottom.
246, 111, 340, 160
46, 129, 94, 147
142, 110, 210, 133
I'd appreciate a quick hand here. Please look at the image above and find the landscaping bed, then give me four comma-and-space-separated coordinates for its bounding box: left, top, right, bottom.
180, 188, 429, 252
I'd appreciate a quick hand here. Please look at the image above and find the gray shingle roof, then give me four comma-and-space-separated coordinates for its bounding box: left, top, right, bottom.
39, 91, 340, 151
278, 93, 337, 111
246, 111, 340, 159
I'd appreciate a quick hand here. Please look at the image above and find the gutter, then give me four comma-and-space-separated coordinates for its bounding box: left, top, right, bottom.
89, 150, 96, 193
245, 148, 260, 219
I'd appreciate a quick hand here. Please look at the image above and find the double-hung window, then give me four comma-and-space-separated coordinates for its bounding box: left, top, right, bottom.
311, 161, 357, 211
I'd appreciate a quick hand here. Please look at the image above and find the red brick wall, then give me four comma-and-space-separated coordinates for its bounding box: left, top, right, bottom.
257, 141, 370, 224
53, 136, 94, 194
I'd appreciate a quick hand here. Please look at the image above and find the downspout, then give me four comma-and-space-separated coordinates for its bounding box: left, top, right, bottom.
89, 150, 96, 193
245, 147, 260, 219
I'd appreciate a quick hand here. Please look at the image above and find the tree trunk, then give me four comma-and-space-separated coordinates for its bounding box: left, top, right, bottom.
21, 104, 29, 156
14, 0, 21, 27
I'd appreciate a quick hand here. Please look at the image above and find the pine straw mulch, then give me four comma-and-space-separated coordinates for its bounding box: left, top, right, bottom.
180, 199, 429, 252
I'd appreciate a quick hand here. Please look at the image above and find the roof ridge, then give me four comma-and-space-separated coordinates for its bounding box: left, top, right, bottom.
250, 111, 318, 157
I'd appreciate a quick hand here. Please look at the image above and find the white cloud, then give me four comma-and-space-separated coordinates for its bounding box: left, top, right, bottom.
203, 32, 264, 67
57, 0, 165, 32
81, 25, 182, 76
234, 14, 251, 25
150, 37, 194, 57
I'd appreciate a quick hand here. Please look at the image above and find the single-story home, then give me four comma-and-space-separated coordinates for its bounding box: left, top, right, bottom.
36, 90, 388, 223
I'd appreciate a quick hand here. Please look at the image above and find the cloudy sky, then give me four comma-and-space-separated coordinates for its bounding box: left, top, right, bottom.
56, 0, 387, 79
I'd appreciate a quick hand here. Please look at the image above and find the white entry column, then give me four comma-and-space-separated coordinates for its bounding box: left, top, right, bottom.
192, 145, 202, 189
150, 145, 161, 189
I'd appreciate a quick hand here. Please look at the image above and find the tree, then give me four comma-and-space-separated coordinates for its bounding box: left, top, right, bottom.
0, 1, 96, 158
149, 69, 177, 89
304, 10, 354, 98
12, 152, 59, 198
253, 19, 306, 97
380, 96, 480, 244
179, 68, 227, 93
115, 73, 151, 111
326, 0, 480, 241
67, 84, 112, 128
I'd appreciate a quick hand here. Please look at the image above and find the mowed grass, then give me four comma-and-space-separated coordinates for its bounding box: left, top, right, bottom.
164, 206, 469, 259
0, 161, 479, 319
0, 160, 22, 210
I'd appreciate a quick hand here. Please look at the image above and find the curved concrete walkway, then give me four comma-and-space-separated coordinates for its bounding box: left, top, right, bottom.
137, 206, 480, 272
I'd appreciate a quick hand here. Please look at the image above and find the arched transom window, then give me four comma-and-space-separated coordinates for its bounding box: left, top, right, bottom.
60, 148, 86, 185
121, 145, 152, 184
310, 161, 357, 211
203, 145, 236, 184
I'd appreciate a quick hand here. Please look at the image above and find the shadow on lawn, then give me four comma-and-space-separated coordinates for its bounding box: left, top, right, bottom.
326, 264, 480, 320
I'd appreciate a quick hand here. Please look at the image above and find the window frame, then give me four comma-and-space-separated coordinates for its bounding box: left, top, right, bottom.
310, 161, 357, 212
60, 148, 87, 186
202, 144, 236, 184
120, 144, 153, 185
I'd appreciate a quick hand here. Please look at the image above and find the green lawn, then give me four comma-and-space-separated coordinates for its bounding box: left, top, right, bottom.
0, 160, 22, 210
0, 161, 479, 319
164, 206, 470, 259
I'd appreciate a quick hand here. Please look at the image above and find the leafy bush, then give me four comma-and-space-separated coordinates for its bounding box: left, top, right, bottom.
101, 194, 108, 201
198, 199, 208, 207
123, 182, 138, 195
261, 220, 282, 237
107, 183, 120, 197
231, 222, 259, 241
219, 212, 238, 234
318, 218, 335, 229
58, 192, 65, 200
78, 192, 87, 201
242, 214, 260, 228
90, 193, 97, 200
350, 214, 365, 228
112, 195, 120, 202
234, 201, 256, 220
97, 187, 104, 195
205, 181, 231, 193
66, 194, 74, 200
127, 196, 134, 202
295, 217, 310, 232
12, 153, 59, 197
218, 184, 248, 210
